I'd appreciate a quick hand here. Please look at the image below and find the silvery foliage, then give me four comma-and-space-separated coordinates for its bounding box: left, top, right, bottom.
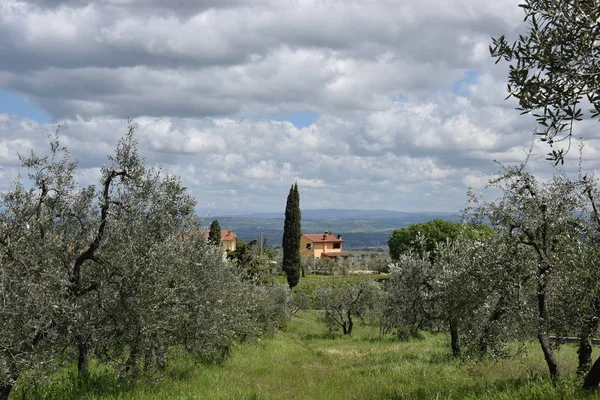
0, 125, 290, 394
385, 223, 538, 355
0, 132, 78, 390
465, 166, 600, 372
316, 280, 383, 335
384, 239, 435, 337
438, 235, 538, 357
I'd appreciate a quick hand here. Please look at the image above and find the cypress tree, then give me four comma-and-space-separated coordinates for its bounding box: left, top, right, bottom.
208, 219, 221, 247
282, 183, 301, 289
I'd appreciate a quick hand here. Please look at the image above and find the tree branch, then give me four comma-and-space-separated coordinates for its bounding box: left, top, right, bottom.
71, 169, 128, 296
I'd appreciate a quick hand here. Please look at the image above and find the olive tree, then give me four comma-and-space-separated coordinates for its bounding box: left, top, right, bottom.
490, 0, 600, 164
0, 124, 291, 398
491, 0, 600, 388
470, 167, 587, 383
316, 280, 383, 335
0, 130, 94, 397
384, 241, 436, 339
385, 232, 508, 355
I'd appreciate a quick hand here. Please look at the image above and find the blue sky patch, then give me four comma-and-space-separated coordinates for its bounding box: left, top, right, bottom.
273, 110, 319, 129
0, 90, 52, 123
451, 70, 481, 95
391, 94, 408, 102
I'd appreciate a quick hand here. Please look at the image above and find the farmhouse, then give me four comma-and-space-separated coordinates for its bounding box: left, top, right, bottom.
220, 230, 237, 252
300, 232, 348, 259
185, 229, 237, 252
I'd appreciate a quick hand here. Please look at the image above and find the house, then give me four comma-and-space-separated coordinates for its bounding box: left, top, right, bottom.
220, 230, 237, 252
300, 231, 348, 259
191, 229, 237, 252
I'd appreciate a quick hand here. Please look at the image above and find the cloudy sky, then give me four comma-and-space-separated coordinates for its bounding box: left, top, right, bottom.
0, 0, 597, 216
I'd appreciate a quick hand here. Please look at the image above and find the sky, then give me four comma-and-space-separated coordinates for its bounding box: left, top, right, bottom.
0, 0, 598, 216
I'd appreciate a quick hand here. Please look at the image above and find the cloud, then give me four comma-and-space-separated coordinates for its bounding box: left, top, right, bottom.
1, 0, 595, 216
0, 0, 524, 120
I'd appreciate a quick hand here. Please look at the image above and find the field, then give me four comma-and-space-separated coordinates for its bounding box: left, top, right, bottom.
17, 311, 600, 400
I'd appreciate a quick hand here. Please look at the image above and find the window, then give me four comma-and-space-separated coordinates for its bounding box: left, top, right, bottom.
306, 243, 311, 249
333, 243, 341, 249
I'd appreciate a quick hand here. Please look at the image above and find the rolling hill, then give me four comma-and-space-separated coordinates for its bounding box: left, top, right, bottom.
206, 209, 462, 248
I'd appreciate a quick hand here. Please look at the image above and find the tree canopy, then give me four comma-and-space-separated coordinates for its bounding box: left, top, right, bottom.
490, 0, 600, 164
0, 124, 290, 399
387, 219, 493, 261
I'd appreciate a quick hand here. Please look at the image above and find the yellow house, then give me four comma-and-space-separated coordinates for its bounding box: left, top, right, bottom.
196, 229, 237, 252
300, 232, 348, 259
220, 230, 237, 252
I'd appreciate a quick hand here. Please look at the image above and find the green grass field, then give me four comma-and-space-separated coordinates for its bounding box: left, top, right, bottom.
15, 311, 600, 400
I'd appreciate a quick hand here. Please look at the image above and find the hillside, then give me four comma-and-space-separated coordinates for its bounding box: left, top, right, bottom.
206, 209, 461, 248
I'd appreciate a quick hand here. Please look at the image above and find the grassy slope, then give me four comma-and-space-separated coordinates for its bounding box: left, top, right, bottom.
18, 311, 600, 400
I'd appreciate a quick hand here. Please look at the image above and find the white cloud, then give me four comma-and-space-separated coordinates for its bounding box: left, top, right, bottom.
0, 0, 593, 215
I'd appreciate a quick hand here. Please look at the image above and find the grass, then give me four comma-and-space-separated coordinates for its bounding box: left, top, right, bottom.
13, 312, 600, 399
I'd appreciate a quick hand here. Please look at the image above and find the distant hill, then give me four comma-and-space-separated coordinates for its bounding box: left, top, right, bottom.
206, 209, 461, 249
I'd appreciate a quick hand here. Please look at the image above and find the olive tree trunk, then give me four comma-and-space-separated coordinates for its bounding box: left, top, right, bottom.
537, 280, 560, 383
450, 320, 460, 357
0, 384, 12, 400
78, 341, 90, 376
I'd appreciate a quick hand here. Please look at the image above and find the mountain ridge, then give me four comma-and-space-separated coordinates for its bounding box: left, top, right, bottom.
207, 209, 462, 249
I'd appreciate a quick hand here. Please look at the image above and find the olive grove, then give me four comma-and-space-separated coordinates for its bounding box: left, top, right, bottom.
384, 165, 600, 388
0, 124, 289, 399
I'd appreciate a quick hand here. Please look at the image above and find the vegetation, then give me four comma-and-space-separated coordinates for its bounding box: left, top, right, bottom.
282, 183, 301, 289
488, 0, 600, 389
4, 2, 600, 397
208, 219, 221, 247
0, 125, 289, 400
387, 219, 492, 260
316, 280, 383, 335
490, 0, 600, 163
227, 237, 279, 283
12, 311, 600, 400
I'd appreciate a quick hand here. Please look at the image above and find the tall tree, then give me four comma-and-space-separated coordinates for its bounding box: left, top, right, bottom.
282, 183, 301, 290
208, 219, 222, 247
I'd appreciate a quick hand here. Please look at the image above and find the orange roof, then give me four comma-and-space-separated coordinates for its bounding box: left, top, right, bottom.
220, 230, 237, 242
303, 233, 343, 243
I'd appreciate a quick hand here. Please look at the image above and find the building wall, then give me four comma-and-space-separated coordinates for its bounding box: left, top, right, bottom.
222, 239, 236, 252
300, 236, 342, 259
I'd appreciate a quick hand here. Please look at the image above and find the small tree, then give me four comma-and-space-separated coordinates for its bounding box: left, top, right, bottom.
227, 238, 277, 283
282, 183, 301, 289
208, 219, 221, 247
316, 280, 383, 335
